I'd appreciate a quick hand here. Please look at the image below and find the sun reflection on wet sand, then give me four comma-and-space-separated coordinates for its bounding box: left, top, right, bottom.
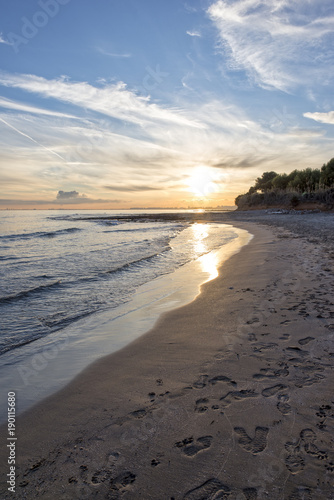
191, 223, 219, 280
198, 252, 219, 280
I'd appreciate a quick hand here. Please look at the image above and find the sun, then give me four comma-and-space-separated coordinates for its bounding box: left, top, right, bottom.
186, 166, 220, 197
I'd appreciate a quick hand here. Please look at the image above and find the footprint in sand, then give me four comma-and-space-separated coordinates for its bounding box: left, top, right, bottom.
131, 408, 148, 419
262, 384, 288, 398
175, 436, 213, 457
253, 366, 289, 380
301, 429, 328, 460
286, 346, 309, 357
294, 371, 325, 388
109, 471, 137, 494
248, 333, 257, 342
285, 447, 305, 475
298, 337, 315, 345
195, 398, 209, 413
91, 469, 111, 485
316, 404, 333, 430
246, 318, 260, 325
252, 342, 278, 353
209, 375, 237, 387
277, 394, 292, 415
279, 333, 290, 341
183, 478, 230, 499
288, 486, 313, 499
193, 375, 208, 389
220, 389, 259, 408
233, 426, 269, 454
284, 428, 328, 474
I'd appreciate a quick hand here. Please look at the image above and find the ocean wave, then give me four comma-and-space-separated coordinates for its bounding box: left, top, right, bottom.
0, 281, 62, 304
103, 249, 170, 275
0, 255, 21, 261
0, 309, 95, 355
0, 248, 171, 306
102, 224, 185, 234
73, 249, 171, 284
0, 335, 41, 355
0, 227, 82, 241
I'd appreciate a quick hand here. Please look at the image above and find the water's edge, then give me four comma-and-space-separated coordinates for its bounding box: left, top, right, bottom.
0, 224, 252, 423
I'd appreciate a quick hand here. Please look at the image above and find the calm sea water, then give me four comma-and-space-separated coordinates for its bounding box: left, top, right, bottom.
0, 210, 238, 358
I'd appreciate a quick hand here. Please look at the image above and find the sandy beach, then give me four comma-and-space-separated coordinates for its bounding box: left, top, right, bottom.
1, 211, 334, 499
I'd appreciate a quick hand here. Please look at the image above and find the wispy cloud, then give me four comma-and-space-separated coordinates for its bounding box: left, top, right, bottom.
104, 184, 161, 192
207, 0, 334, 92
97, 47, 132, 58
0, 72, 204, 129
0, 33, 11, 45
0, 97, 78, 119
186, 30, 201, 37
304, 111, 334, 125
184, 3, 198, 14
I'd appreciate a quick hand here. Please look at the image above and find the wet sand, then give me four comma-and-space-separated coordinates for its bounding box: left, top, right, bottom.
0, 213, 333, 499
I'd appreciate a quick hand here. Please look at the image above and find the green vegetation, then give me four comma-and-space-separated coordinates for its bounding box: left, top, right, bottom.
235, 158, 334, 210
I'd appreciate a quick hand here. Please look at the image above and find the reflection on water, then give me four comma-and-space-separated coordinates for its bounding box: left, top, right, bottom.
192, 223, 209, 255
191, 223, 219, 280
198, 252, 219, 280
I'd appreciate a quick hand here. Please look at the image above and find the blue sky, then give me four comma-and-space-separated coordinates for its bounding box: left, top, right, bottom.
1, 0, 334, 208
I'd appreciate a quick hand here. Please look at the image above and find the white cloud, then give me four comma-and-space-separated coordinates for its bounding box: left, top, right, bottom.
186, 30, 201, 37
96, 47, 132, 58
304, 111, 334, 124
207, 0, 334, 91
0, 97, 78, 119
0, 72, 204, 129
0, 33, 11, 45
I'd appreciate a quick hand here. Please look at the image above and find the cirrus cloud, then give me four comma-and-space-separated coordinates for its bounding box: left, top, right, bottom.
0, 72, 204, 129
207, 0, 334, 92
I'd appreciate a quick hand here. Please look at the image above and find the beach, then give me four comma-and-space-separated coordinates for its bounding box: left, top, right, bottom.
1, 211, 334, 499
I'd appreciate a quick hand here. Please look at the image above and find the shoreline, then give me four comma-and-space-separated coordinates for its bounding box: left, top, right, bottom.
0, 223, 250, 423
1, 213, 334, 498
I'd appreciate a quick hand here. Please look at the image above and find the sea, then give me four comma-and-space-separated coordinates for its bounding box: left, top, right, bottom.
0, 210, 251, 421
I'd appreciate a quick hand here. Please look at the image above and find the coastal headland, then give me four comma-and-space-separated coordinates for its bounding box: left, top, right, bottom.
0, 211, 333, 499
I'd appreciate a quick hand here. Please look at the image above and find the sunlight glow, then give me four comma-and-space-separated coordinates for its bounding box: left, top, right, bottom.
186, 166, 221, 197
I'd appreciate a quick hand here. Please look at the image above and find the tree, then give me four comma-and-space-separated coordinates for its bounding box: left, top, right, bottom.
320, 158, 334, 187
254, 171, 278, 192
272, 173, 289, 190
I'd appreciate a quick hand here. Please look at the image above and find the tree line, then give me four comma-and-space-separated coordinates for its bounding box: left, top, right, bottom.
235, 158, 334, 209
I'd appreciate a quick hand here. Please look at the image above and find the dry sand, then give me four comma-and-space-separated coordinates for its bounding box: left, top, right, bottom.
1, 213, 334, 499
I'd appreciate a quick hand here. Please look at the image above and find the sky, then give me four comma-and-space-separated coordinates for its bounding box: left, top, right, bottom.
0, 0, 334, 209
